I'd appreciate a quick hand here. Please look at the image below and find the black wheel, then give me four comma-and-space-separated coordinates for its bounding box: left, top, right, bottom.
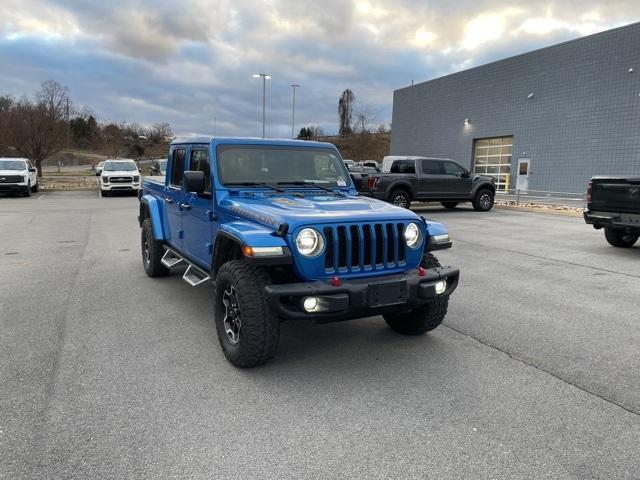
23, 182, 31, 197
604, 228, 639, 248
389, 190, 411, 209
101, 189, 109, 197
141, 218, 170, 277
31, 182, 39, 193
214, 260, 279, 368
384, 253, 449, 335
472, 188, 494, 211
441, 202, 459, 209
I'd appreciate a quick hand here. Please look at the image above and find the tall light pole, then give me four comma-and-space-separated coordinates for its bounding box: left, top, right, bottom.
291, 84, 300, 139
253, 73, 271, 138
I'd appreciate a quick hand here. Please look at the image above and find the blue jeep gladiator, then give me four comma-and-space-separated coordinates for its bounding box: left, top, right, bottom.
138, 137, 459, 367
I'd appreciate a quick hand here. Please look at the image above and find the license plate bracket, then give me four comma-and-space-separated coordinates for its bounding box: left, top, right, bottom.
369, 280, 408, 307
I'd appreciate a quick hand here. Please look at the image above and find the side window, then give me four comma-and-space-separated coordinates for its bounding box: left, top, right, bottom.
190, 149, 211, 193
421, 160, 443, 175
170, 148, 186, 187
390, 160, 415, 174
443, 161, 465, 176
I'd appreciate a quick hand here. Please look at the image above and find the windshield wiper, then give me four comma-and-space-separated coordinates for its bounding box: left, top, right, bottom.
225, 181, 285, 193
276, 181, 346, 195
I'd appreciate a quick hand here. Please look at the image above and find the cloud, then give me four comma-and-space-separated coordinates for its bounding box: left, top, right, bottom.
0, 0, 638, 138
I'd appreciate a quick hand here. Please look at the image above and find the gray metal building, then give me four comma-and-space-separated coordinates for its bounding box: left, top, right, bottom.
390, 22, 640, 194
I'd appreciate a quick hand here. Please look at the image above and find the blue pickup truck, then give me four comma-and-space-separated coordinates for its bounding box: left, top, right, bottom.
138, 137, 459, 367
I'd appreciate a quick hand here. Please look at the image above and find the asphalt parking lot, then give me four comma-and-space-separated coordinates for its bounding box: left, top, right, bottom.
1, 191, 639, 479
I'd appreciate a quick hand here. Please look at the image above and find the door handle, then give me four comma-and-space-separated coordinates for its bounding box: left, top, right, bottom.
164, 197, 174, 204
179, 202, 191, 211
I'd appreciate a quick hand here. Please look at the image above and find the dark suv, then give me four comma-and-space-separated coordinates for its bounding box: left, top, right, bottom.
357, 157, 496, 211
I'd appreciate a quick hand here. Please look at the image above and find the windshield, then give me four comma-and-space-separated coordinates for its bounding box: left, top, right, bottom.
217, 146, 349, 187
0, 160, 27, 170
104, 161, 137, 172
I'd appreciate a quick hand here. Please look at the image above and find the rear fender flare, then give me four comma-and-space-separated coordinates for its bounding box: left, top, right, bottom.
139, 195, 165, 240
387, 181, 415, 199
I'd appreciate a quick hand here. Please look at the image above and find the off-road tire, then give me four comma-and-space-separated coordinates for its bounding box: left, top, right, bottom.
23, 182, 31, 197
31, 182, 39, 193
389, 189, 411, 209
441, 202, 459, 209
214, 260, 279, 368
384, 253, 448, 335
472, 188, 494, 211
604, 228, 639, 248
141, 218, 170, 277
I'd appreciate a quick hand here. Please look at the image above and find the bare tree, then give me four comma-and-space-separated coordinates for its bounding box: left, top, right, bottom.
6, 97, 67, 176
146, 122, 173, 143
37, 80, 71, 118
338, 89, 354, 136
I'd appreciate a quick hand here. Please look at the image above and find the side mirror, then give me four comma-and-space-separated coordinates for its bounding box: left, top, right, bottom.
184, 170, 206, 194
462, 170, 471, 178
95, 172, 100, 176
28, 167, 36, 173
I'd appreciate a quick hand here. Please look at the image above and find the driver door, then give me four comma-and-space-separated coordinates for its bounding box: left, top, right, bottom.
183, 147, 215, 269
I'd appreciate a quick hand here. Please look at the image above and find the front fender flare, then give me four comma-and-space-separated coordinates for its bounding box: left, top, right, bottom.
218, 221, 288, 249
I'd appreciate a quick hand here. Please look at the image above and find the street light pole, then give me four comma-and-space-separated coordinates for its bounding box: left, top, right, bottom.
291, 84, 300, 139
253, 73, 271, 138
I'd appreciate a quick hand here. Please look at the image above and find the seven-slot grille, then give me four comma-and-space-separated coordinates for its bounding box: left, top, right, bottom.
0, 175, 23, 183
322, 223, 406, 273
109, 176, 133, 183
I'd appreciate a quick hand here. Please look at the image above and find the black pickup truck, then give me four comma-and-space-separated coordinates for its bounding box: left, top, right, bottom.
356, 157, 496, 211
584, 177, 640, 248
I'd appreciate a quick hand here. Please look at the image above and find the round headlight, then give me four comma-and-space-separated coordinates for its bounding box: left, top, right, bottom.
296, 228, 324, 257
404, 222, 422, 248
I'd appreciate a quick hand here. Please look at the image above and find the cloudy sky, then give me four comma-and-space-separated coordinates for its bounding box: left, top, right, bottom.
1, 1, 638, 137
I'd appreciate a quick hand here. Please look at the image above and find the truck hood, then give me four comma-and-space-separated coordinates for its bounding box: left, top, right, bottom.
103, 170, 139, 176
221, 192, 419, 229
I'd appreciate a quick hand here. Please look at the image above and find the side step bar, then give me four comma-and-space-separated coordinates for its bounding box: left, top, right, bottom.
161, 248, 211, 287
183, 264, 210, 287
161, 249, 184, 268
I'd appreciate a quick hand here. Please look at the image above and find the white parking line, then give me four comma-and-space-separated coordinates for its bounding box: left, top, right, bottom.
37, 194, 45, 199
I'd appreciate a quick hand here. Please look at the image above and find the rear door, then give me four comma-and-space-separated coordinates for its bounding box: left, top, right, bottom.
164, 147, 186, 250
417, 159, 444, 199
182, 146, 215, 268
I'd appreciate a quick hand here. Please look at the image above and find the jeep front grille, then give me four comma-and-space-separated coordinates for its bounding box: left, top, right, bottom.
322, 223, 406, 273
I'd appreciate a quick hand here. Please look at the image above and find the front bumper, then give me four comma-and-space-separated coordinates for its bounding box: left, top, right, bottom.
265, 266, 459, 322
101, 183, 140, 191
584, 210, 640, 230
0, 183, 28, 192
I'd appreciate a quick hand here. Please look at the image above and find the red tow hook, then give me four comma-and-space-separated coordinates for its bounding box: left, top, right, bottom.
418, 266, 426, 277
331, 276, 342, 287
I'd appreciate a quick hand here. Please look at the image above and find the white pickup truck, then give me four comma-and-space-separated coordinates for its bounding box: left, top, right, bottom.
0, 158, 39, 197
98, 159, 141, 196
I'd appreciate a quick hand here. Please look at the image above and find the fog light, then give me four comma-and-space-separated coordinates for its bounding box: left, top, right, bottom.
303, 297, 319, 312
435, 280, 447, 295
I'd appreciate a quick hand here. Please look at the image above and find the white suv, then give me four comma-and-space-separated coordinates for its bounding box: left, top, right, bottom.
99, 159, 141, 196
0, 158, 38, 197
